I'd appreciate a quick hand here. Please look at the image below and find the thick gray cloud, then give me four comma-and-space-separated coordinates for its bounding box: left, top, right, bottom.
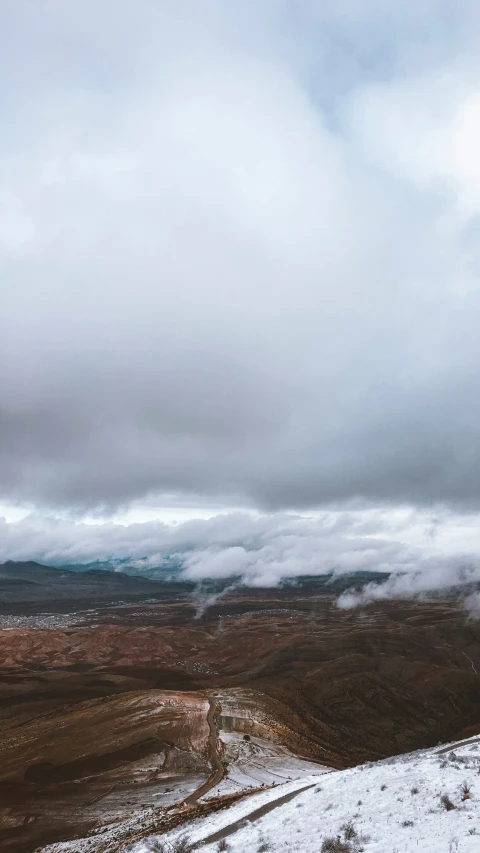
2, 2, 480, 513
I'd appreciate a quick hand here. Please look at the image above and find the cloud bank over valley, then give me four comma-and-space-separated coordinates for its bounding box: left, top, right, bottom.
3, 508, 480, 610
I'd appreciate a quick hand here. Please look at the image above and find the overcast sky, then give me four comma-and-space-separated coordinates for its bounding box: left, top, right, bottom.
2, 2, 480, 582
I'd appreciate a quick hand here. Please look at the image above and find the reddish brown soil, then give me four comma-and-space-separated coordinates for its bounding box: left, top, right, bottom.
1, 589, 480, 851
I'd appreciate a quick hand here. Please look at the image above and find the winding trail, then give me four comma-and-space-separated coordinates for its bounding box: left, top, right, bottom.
102, 696, 325, 852
184, 695, 224, 806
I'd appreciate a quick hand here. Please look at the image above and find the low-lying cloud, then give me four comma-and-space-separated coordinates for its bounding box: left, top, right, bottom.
3, 508, 480, 611
337, 561, 480, 611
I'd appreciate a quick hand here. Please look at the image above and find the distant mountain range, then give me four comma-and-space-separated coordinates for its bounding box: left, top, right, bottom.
0, 560, 389, 603
0, 560, 393, 611
0, 560, 192, 607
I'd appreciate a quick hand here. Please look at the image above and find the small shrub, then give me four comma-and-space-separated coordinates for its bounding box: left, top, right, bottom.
440, 793, 456, 811
258, 837, 270, 853
217, 841, 229, 852
171, 837, 195, 853
357, 800, 362, 806
411, 786, 419, 794
341, 821, 357, 841
402, 820, 414, 827
321, 838, 352, 853
380, 783, 387, 791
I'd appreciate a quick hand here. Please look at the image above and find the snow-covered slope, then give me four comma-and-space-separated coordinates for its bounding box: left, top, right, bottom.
205, 732, 327, 796
134, 737, 480, 853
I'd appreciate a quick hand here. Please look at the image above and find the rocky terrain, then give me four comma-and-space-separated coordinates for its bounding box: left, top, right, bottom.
1, 563, 480, 851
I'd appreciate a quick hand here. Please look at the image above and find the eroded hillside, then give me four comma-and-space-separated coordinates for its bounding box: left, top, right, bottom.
1, 577, 480, 851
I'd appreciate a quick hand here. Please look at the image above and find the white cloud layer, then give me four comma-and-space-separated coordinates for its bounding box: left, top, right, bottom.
3, 508, 480, 606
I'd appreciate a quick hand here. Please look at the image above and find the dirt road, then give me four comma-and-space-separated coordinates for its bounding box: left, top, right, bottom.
198, 782, 317, 846
185, 695, 224, 805
436, 736, 480, 755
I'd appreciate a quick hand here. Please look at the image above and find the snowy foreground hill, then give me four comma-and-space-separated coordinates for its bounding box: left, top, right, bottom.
40, 736, 480, 853
129, 737, 480, 853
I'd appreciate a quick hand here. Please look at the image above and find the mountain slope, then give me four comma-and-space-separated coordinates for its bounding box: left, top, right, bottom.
0, 561, 179, 606
135, 736, 480, 853
35, 737, 480, 852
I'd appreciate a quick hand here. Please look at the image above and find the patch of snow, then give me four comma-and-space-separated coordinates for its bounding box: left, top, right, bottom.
204, 732, 329, 798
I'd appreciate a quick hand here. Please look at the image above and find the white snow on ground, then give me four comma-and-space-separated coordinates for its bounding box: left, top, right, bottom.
37, 736, 326, 852
204, 732, 329, 798
133, 738, 480, 853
